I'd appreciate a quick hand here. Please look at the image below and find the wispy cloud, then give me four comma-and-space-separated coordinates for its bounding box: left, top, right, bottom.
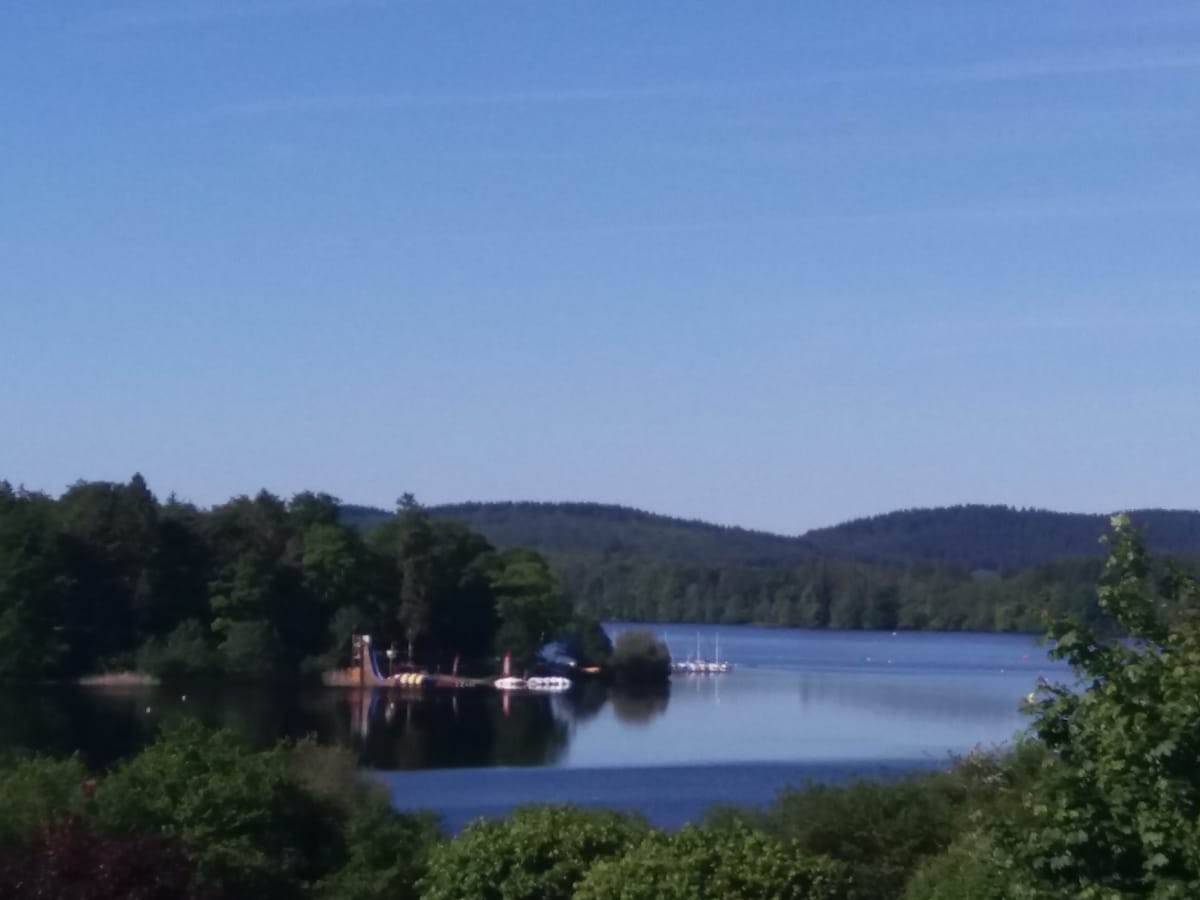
187, 43, 1200, 124
189, 83, 733, 122
92, 0, 378, 30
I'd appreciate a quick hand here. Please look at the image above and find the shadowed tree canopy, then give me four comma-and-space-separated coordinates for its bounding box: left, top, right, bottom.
0, 479, 588, 682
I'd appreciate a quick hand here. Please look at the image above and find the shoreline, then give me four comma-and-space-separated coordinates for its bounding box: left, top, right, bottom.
77, 671, 161, 687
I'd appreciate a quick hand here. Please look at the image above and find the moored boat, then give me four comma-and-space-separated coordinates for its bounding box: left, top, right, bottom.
527, 676, 571, 692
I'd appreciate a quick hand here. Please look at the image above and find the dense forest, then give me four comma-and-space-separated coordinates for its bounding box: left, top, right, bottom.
0, 478, 605, 682
345, 501, 1200, 633
7, 480, 1200, 683
555, 555, 1112, 632
804, 504, 1200, 570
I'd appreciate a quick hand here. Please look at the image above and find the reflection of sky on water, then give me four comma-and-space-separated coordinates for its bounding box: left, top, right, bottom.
561, 669, 1029, 767
561, 625, 1070, 768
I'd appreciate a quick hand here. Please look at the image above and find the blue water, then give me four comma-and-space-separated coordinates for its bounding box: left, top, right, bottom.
0, 625, 1063, 828
379, 760, 946, 832
377, 625, 1066, 828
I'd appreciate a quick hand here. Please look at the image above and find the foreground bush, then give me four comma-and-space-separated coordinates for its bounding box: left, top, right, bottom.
0, 817, 220, 900
728, 774, 967, 900
902, 835, 1013, 900
316, 792, 440, 900
93, 720, 341, 897
83, 720, 442, 900
419, 805, 648, 900
575, 823, 853, 900
0, 754, 89, 843
989, 514, 1200, 897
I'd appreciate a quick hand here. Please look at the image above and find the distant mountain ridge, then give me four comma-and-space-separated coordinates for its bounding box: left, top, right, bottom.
804, 505, 1200, 570
340, 501, 1200, 572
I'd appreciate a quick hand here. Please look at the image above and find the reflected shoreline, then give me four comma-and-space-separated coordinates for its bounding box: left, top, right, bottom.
0, 680, 673, 771
0, 626, 1053, 772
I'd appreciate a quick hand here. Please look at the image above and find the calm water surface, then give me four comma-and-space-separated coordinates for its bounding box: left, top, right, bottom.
0, 626, 1066, 827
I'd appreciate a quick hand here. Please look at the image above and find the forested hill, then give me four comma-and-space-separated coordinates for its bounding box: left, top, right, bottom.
427, 502, 818, 566
342, 501, 1200, 572
342, 501, 819, 565
803, 506, 1200, 570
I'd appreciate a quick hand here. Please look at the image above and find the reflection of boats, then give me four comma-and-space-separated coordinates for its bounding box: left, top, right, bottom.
670, 633, 733, 675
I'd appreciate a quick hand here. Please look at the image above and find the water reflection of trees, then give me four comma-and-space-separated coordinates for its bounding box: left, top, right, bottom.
610, 683, 671, 724
349, 689, 572, 769
0, 681, 673, 771
347, 682, 671, 767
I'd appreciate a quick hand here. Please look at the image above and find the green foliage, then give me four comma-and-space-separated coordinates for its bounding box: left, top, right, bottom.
609, 629, 670, 684
401, 501, 1200, 633
316, 793, 441, 900
735, 774, 969, 900
0, 723, 438, 899
0, 754, 89, 843
902, 835, 1013, 900
93, 720, 343, 898
137, 619, 220, 680
0, 479, 581, 682
419, 805, 648, 900
0, 489, 73, 677
574, 822, 853, 900
216, 619, 283, 679
10, 478, 1200, 686
492, 549, 572, 669
556, 554, 1117, 633
990, 514, 1200, 897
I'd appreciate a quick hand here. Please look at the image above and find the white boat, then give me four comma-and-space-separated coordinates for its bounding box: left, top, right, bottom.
670, 632, 733, 675
494, 676, 527, 691
527, 676, 571, 692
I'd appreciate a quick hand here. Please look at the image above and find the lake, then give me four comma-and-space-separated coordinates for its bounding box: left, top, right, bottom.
0, 625, 1066, 829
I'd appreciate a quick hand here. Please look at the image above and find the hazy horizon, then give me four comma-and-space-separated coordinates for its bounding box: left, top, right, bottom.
4, 2, 1199, 533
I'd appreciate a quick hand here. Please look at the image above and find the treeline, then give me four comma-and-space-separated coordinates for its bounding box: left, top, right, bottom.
555, 555, 1123, 632
0, 477, 605, 682
417, 503, 1200, 632
5, 518, 1200, 898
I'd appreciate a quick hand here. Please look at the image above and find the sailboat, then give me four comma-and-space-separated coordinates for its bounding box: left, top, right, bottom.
670, 632, 733, 675
705, 633, 732, 673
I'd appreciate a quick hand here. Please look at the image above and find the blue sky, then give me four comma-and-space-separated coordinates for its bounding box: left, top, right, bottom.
2, 1, 1199, 533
